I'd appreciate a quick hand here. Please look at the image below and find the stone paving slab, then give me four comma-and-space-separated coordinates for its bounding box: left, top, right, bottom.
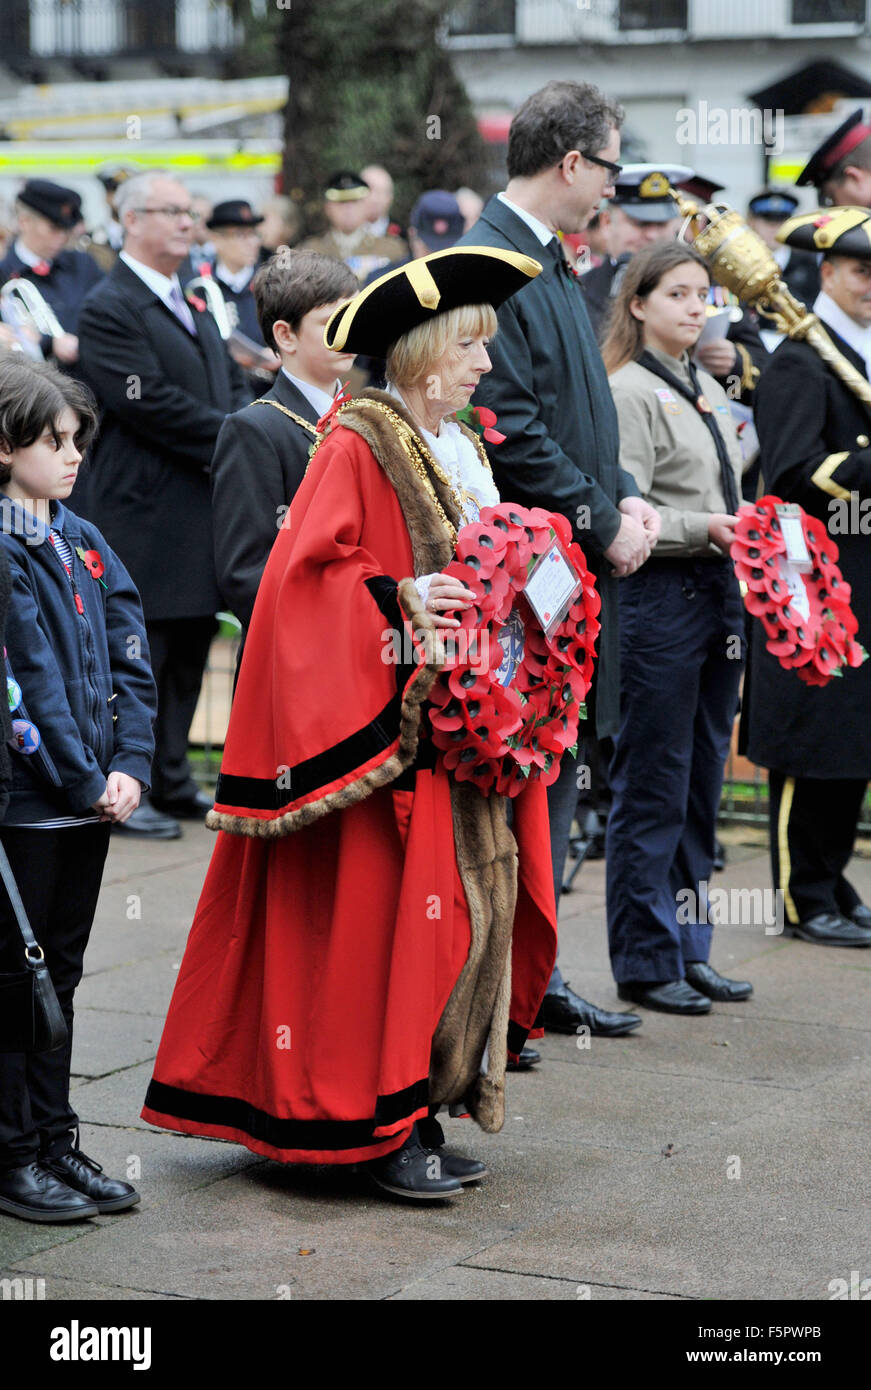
0, 832, 867, 1302
71, 1009, 163, 1079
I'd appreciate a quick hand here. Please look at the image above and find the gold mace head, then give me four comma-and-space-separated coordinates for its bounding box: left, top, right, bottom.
667, 185, 784, 307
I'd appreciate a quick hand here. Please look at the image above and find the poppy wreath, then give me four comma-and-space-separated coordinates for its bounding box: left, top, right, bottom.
427, 503, 600, 796
731, 495, 867, 687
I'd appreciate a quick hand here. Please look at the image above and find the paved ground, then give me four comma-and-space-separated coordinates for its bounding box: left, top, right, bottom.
1, 821, 869, 1301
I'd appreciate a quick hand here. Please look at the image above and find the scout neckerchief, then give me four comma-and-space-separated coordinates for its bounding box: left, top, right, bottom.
251, 399, 317, 435
638, 349, 741, 516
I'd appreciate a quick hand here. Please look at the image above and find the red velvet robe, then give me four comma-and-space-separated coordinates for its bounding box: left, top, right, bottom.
142, 423, 557, 1164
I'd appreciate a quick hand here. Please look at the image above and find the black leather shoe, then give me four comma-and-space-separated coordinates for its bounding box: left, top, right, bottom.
849, 904, 871, 931
712, 838, 726, 871
42, 1149, 140, 1213
785, 912, 871, 947
617, 979, 711, 1014
368, 1126, 463, 1200
506, 1045, 540, 1071
540, 983, 642, 1036
113, 794, 181, 840
152, 790, 213, 819
685, 961, 753, 1001
429, 1149, 488, 1184
0, 1161, 99, 1223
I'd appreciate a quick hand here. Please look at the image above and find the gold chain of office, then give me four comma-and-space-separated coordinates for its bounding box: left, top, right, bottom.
311, 398, 493, 547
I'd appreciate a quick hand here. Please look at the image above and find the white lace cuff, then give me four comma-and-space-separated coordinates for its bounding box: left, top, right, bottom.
414, 573, 437, 607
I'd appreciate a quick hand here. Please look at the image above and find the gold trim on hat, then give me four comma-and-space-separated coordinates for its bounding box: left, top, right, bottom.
777, 206, 871, 250
324, 245, 543, 352
324, 186, 369, 202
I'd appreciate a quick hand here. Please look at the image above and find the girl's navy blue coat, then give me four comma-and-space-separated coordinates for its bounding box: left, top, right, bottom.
0, 498, 156, 823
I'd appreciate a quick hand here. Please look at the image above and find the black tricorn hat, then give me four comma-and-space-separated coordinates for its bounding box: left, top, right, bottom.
777, 206, 871, 257
324, 246, 541, 358
206, 199, 264, 230
796, 108, 871, 190
17, 179, 82, 229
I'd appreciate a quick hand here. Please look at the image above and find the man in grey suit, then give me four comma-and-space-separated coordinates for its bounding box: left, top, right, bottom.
460, 80, 660, 1039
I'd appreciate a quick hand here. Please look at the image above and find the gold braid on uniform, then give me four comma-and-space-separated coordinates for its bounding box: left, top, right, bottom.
734, 342, 760, 394
309, 396, 493, 546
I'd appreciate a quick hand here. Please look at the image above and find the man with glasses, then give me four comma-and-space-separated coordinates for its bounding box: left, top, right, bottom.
77, 170, 249, 839
459, 80, 657, 1047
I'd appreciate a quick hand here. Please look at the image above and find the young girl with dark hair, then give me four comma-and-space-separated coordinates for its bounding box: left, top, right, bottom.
0, 355, 157, 1223
601, 242, 754, 1014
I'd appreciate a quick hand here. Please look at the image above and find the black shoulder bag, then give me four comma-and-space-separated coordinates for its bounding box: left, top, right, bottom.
0, 841, 67, 1053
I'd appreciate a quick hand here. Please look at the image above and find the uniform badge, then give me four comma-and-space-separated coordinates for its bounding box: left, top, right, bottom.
655, 387, 681, 415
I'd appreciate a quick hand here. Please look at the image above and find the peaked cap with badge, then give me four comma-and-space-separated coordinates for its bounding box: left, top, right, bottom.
607, 164, 693, 222
324, 245, 542, 358
796, 108, 871, 191
323, 170, 370, 202
748, 188, 799, 220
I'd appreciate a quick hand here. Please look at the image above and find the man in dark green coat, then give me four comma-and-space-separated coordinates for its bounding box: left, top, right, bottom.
460, 80, 659, 1039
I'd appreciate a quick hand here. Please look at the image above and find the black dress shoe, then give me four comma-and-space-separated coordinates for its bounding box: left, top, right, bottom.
849, 904, 871, 931
712, 838, 726, 871
429, 1149, 488, 1184
152, 790, 213, 819
113, 794, 181, 840
368, 1126, 463, 1200
785, 912, 871, 947
506, 1045, 541, 1071
42, 1149, 140, 1213
0, 1161, 99, 1223
617, 979, 711, 1014
685, 961, 753, 1001
540, 983, 642, 1036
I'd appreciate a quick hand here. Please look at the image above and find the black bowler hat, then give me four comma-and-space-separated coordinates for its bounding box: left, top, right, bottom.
748, 188, 799, 220
324, 246, 541, 357
796, 108, 871, 190
206, 199, 264, 230
324, 171, 370, 203
608, 164, 692, 222
17, 179, 83, 229
777, 205, 871, 257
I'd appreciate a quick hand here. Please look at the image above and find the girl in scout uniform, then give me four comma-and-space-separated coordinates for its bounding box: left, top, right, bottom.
600, 242, 754, 1015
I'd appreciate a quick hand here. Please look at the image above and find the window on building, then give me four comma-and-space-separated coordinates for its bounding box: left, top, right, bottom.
792, 0, 865, 18
618, 0, 688, 27
448, 0, 517, 37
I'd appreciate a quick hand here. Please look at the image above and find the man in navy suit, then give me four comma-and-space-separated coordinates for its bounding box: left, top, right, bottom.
77, 171, 249, 838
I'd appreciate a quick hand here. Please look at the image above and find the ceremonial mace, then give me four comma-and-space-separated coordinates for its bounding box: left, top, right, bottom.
667, 184, 871, 414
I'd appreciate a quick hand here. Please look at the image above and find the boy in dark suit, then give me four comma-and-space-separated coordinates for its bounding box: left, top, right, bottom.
210, 249, 357, 649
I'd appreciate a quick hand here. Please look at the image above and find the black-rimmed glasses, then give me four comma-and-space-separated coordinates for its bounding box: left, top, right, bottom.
579, 152, 623, 180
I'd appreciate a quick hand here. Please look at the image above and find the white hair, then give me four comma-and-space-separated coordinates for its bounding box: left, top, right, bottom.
114, 169, 176, 230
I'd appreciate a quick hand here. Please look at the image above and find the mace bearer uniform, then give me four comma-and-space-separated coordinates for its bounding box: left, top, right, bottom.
744, 207, 871, 936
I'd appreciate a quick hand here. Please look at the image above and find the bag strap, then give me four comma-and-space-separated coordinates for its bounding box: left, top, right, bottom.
0, 839, 42, 961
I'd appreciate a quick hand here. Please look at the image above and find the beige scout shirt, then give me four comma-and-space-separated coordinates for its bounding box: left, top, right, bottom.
609, 346, 744, 557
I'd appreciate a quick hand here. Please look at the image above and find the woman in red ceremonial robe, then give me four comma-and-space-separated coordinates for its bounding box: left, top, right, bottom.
142, 248, 560, 1199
